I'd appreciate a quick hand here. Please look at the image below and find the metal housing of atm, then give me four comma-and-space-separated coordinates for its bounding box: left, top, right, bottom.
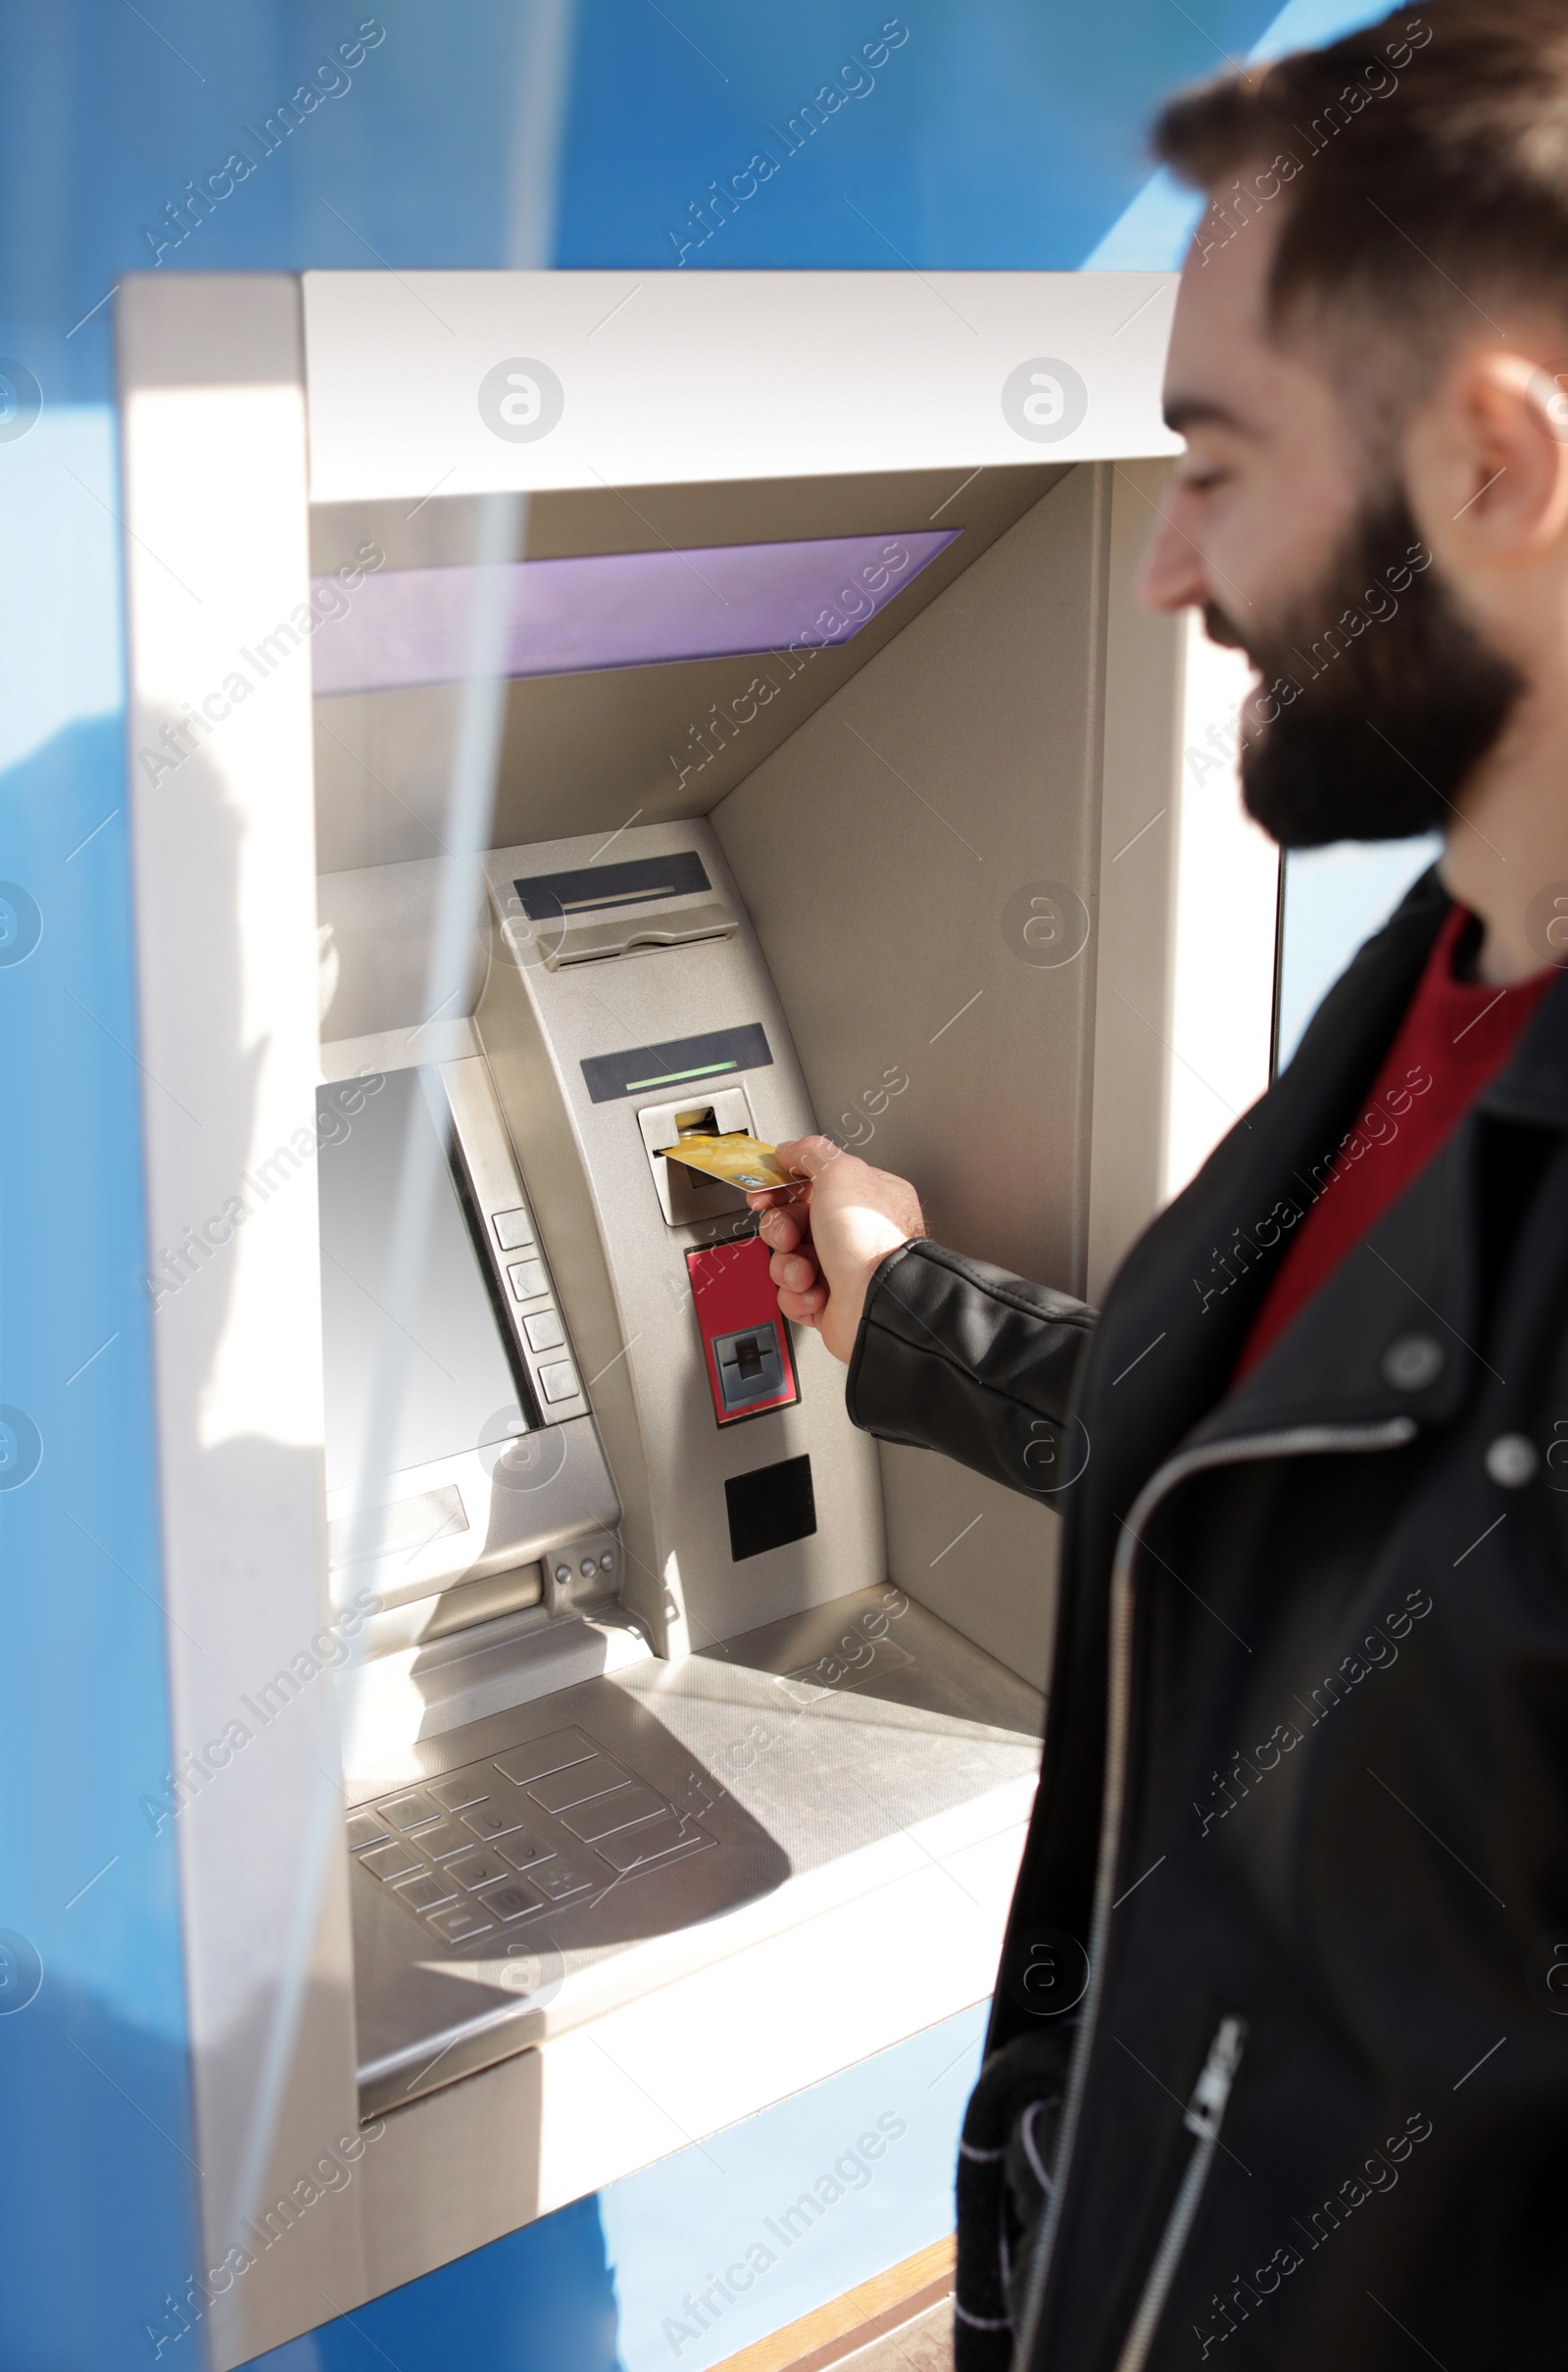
114, 268, 1264, 2367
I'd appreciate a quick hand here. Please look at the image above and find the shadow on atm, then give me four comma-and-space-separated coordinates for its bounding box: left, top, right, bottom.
346, 1568, 1041, 2123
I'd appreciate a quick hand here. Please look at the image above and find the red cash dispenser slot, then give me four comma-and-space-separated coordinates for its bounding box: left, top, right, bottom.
686, 1234, 801, 1427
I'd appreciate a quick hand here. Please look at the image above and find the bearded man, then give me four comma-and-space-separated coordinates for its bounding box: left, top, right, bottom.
748, 6, 1568, 2364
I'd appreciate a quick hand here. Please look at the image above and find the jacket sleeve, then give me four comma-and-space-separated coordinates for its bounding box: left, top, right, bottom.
844, 1237, 1098, 1500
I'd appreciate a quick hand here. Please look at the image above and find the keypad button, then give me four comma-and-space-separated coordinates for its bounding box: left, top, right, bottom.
399, 1869, 460, 1912
380, 1790, 441, 1830
595, 1813, 710, 1875
447, 1849, 510, 1892
429, 1770, 491, 1812
528, 1755, 631, 1813
523, 1310, 564, 1353
407, 1819, 471, 1860
463, 1801, 527, 1842
477, 1878, 546, 1923
347, 1812, 388, 1852
539, 1359, 579, 1404
533, 1860, 594, 1903
496, 1833, 552, 1872
361, 1840, 425, 1882
427, 1904, 494, 1945
508, 1258, 547, 1301
493, 1208, 535, 1252
492, 1729, 597, 1788
562, 1783, 668, 1843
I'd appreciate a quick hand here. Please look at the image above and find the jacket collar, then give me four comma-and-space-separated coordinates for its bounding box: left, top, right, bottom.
1160, 878, 1568, 1456
1082, 860, 1568, 1507
1478, 959, 1568, 1128
1192, 1120, 1480, 1448
1079, 867, 1455, 1512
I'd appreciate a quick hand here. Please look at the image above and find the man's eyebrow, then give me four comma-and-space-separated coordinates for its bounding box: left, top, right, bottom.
1162, 395, 1250, 435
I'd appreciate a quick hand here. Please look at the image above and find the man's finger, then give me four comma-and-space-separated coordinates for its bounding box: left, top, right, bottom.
769, 1247, 819, 1297
746, 1176, 810, 1214
773, 1134, 843, 1182
775, 1280, 825, 1323
757, 1206, 808, 1253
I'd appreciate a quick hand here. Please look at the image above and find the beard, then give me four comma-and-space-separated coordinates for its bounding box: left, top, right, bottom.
1208, 491, 1524, 849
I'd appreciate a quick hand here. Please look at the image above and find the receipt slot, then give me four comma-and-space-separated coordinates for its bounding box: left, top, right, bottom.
112, 270, 1270, 2365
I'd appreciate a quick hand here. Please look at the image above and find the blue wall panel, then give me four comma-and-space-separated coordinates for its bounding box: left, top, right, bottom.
241, 2006, 986, 2372
0, 418, 202, 2368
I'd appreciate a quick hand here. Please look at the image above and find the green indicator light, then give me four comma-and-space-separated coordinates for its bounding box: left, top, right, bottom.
623, 1060, 738, 1091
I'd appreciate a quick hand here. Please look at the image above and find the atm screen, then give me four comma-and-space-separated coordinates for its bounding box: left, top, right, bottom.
317, 1068, 525, 1494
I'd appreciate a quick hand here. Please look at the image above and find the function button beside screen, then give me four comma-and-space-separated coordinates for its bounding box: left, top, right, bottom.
522, 1310, 564, 1353
462, 1801, 526, 1842
346, 1812, 388, 1852
539, 1359, 579, 1404
527, 1755, 630, 1813
380, 1790, 441, 1830
508, 1258, 547, 1301
595, 1813, 710, 1875
497, 1833, 552, 1871
429, 1769, 491, 1812
533, 1860, 594, 1904
398, 1869, 460, 1913
360, 1839, 424, 1883
427, 1904, 494, 1946
477, 1878, 546, 1924
493, 1208, 535, 1252
561, 1782, 667, 1843
446, 1849, 510, 1892
492, 1728, 598, 1788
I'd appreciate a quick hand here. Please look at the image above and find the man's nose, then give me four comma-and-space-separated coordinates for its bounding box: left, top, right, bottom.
1137, 499, 1210, 614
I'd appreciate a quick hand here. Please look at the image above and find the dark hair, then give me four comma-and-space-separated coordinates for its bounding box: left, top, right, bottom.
1153, 4, 1568, 354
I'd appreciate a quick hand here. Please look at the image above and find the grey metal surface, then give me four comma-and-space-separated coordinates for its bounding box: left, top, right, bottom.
348, 1586, 1042, 2117
712, 469, 1107, 1686
308, 467, 1069, 873
477, 818, 888, 1660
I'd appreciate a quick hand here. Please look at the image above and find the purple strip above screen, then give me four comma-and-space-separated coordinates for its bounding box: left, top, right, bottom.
309, 529, 960, 696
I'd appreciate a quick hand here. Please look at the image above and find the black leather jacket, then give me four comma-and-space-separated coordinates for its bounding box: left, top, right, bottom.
846, 871, 1568, 2370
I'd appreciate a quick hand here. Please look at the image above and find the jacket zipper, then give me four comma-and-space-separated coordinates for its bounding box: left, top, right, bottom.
1008, 1416, 1418, 2372
1112, 2015, 1246, 2372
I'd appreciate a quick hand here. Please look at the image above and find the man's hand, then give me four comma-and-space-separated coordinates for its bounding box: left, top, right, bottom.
746, 1136, 925, 1363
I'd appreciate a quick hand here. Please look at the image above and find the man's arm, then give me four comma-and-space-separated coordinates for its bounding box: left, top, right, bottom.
750, 1138, 1098, 1501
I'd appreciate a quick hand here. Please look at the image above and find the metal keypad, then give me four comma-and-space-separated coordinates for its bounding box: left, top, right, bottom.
381, 1790, 440, 1829
348, 1726, 711, 1949
462, 1800, 527, 1842
400, 1870, 459, 1913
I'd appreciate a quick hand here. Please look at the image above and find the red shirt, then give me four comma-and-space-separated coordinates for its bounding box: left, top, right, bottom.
1236, 905, 1556, 1381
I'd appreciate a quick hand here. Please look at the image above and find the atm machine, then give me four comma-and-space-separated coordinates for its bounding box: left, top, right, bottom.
116, 269, 1267, 2365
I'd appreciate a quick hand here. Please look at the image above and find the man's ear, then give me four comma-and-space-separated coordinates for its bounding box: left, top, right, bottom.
1409, 346, 1568, 577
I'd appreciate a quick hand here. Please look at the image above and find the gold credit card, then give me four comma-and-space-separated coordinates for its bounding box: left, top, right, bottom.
658, 1132, 793, 1191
